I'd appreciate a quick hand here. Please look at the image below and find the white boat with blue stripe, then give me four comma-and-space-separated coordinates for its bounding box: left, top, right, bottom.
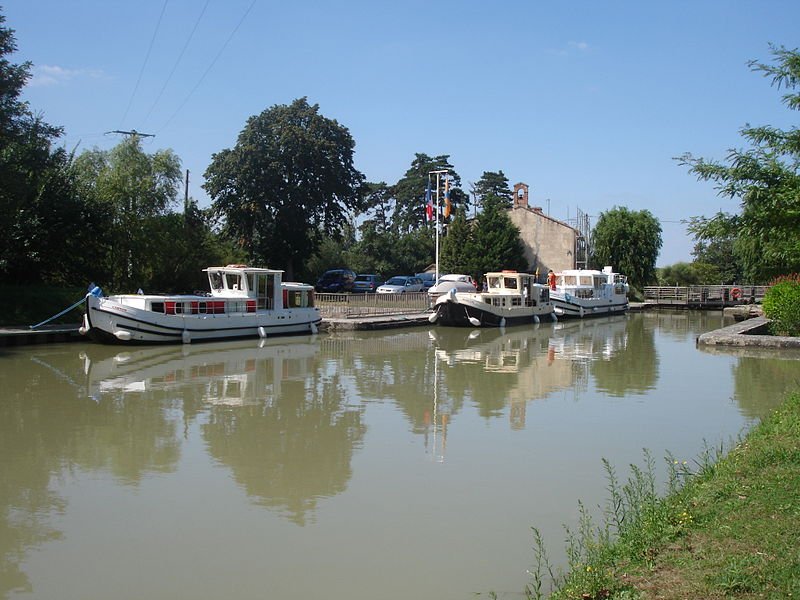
549, 266, 629, 318
80, 265, 321, 344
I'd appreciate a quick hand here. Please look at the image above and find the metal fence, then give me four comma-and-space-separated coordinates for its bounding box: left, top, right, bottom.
643, 285, 769, 307
316, 292, 432, 318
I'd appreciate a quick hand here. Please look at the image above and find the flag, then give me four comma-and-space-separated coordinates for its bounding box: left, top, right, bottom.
425, 179, 433, 221
443, 177, 452, 218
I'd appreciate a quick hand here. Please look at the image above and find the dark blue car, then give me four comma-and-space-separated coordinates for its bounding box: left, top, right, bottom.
314, 269, 356, 293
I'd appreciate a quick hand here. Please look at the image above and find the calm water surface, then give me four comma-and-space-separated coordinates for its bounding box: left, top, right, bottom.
2, 311, 799, 599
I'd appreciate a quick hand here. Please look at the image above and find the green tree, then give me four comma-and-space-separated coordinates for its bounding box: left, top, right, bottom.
204, 98, 366, 279
147, 201, 241, 293
467, 195, 527, 277
440, 209, 473, 274
346, 220, 397, 276
392, 153, 467, 233
0, 11, 87, 284
590, 206, 662, 290
73, 135, 182, 290
473, 170, 512, 209
657, 262, 723, 286
690, 233, 743, 284
679, 45, 800, 283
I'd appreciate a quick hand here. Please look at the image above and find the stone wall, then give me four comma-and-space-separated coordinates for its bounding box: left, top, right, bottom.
507, 182, 578, 275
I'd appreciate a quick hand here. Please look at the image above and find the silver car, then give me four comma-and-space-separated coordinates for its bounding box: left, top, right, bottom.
376, 276, 425, 293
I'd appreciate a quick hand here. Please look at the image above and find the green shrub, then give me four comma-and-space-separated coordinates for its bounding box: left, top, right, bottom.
0, 284, 87, 327
762, 274, 800, 336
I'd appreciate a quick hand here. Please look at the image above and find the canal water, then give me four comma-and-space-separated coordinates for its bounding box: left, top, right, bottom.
1, 311, 798, 599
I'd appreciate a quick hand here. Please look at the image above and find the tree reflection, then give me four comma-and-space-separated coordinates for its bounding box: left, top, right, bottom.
0, 347, 182, 596
590, 316, 659, 396
202, 373, 365, 526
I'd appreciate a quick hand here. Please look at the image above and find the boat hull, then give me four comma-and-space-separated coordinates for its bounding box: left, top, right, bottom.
432, 296, 553, 328
85, 295, 322, 344
551, 296, 628, 318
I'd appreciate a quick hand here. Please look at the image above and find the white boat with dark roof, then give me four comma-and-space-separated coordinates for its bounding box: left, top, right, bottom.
549, 266, 629, 318
80, 265, 321, 344
429, 270, 555, 327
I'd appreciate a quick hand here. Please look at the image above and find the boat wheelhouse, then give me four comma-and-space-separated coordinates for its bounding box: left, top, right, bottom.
429, 270, 555, 327
80, 265, 321, 344
550, 266, 629, 318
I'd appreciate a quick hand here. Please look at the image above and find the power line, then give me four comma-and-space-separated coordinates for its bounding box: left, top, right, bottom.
120, 0, 170, 128
142, 0, 211, 127
157, 0, 257, 134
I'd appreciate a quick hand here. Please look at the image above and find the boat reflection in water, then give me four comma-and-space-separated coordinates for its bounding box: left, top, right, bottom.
81, 336, 321, 405
80, 336, 365, 525
428, 315, 639, 430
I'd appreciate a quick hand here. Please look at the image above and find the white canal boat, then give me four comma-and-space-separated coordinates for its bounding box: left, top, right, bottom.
550, 266, 629, 318
80, 265, 321, 344
429, 270, 555, 327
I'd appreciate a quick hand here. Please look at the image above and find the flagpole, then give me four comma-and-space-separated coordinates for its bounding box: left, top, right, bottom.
429, 169, 448, 283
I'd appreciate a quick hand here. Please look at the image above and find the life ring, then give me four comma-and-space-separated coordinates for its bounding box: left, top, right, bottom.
731, 287, 742, 300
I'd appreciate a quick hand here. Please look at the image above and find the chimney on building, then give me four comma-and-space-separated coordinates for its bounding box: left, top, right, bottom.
513, 182, 529, 208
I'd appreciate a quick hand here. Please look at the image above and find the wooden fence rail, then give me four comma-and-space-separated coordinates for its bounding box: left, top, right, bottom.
316, 292, 431, 318
643, 285, 769, 307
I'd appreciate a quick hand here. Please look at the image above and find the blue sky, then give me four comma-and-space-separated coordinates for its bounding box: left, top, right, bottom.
6, 0, 799, 266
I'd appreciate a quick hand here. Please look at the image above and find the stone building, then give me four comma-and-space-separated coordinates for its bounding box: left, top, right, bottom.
507, 183, 583, 276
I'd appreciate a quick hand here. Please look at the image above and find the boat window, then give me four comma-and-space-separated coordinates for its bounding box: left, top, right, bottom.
593, 277, 604, 287
247, 273, 255, 292
511, 297, 521, 306
563, 275, 577, 286
209, 271, 223, 291
151, 302, 165, 313
579, 276, 593, 286
488, 276, 501, 289
286, 290, 310, 308
225, 273, 243, 291
504, 277, 518, 289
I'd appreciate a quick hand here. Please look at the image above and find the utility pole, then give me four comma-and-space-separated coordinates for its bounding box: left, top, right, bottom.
184, 170, 190, 214
429, 169, 449, 282
104, 129, 155, 138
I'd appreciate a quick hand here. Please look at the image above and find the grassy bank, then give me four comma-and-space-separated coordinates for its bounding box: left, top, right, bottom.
530, 391, 800, 599
0, 284, 86, 327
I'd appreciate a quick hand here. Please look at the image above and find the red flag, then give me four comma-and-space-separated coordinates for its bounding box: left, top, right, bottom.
425, 179, 433, 221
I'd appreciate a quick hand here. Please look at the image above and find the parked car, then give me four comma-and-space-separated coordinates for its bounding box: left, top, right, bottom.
415, 272, 437, 289
376, 276, 425, 294
314, 268, 356, 293
352, 274, 383, 293
428, 274, 477, 300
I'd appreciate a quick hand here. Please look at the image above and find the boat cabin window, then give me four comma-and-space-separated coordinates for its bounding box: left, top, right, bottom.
563, 275, 577, 286
579, 276, 593, 286
286, 289, 312, 308
503, 277, 518, 289
593, 276, 604, 288
225, 272, 244, 291
488, 276, 502, 289
209, 271, 224, 291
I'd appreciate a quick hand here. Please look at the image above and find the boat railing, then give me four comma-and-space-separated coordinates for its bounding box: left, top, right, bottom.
316, 292, 431, 318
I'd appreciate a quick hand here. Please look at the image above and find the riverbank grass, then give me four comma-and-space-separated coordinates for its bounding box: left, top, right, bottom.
531, 392, 800, 599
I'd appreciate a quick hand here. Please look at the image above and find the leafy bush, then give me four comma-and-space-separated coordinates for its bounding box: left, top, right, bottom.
762, 274, 800, 336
